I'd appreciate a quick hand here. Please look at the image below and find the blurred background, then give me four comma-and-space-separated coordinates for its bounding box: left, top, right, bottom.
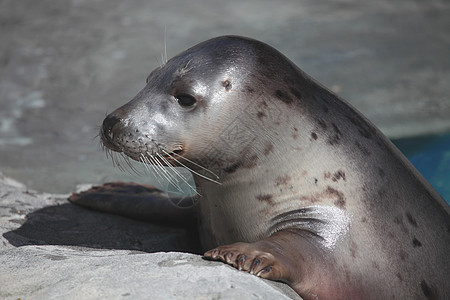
0, 0, 449, 201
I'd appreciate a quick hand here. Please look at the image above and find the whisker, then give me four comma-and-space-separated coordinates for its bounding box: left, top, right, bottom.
165, 150, 220, 180
112, 152, 126, 173
102, 143, 217, 195
156, 153, 187, 181
141, 153, 164, 185
120, 153, 136, 176
156, 153, 199, 195
123, 154, 142, 176
162, 150, 221, 185
149, 155, 172, 183
151, 153, 179, 184
148, 153, 185, 194
139, 154, 151, 176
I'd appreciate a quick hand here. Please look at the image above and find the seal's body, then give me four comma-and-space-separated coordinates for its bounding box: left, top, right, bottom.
71, 36, 449, 299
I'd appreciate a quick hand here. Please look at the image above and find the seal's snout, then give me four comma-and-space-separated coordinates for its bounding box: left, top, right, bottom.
100, 114, 122, 152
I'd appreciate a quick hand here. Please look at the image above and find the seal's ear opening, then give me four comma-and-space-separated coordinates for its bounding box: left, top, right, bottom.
175, 94, 197, 107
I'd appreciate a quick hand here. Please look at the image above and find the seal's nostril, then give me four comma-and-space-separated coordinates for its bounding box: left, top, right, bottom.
102, 115, 121, 141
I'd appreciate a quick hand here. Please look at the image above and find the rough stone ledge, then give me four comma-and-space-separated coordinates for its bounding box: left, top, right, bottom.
0, 172, 300, 299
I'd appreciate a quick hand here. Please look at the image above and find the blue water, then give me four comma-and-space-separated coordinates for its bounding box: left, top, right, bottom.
393, 133, 450, 204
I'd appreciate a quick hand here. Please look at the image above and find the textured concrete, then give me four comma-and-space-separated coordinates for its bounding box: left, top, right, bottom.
0, 0, 449, 193
0, 173, 300, 300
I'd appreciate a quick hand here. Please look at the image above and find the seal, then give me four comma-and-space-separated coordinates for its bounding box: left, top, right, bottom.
70, 36, 450, 299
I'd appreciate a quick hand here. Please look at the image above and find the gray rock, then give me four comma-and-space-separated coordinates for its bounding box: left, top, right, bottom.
0, 173, 301, 299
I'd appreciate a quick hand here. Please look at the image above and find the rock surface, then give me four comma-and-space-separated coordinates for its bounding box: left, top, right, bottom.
0, 173, 301, 299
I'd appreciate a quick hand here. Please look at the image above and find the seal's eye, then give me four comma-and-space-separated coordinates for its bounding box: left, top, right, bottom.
175, 94, 197, 107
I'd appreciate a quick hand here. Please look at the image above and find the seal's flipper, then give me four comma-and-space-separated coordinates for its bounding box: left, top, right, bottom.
204, 229, 356, 300
69, 182, 197, 226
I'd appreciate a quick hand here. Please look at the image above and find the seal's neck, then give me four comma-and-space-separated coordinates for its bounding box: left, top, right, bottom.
192, 117, 342, 247
191, 84, 383, 247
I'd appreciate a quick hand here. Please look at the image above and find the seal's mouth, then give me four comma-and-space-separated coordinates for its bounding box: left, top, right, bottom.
166, 148, 184, 157
99, 114, 186, 164
99, 114, 220, 183
101, 133, 220, 185
122, 145, 185, 166
101, 138, 122, 153
159, 148, 185, 164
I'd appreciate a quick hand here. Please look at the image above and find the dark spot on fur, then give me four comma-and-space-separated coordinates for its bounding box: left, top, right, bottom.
289, 87, 302, 100
257, 111, 267, 119
327, 123, 342, 145
294, 127, 298, 132
406, 212, 418, 227
264, 142, 274, 156
377, 189, 388, 200
412, 237, 422, 248
275, 175, 291, 187
378, 168, 386, 178
256, 194, 274, 206
245, 85, 255, 93
394, 215, 409, 234
332, 123, 342, 135
311, 132, 318, 140
275, 89, 293, 104
224, 161, 242, 174
332, 170, 346, 182
334, 197, 346, 208
325, 186, 346, 208
314, 178, 318, 185
355, 141, 371, 156
350, 241, 358, 258
396, 273, 403, 282
245, 154, 258, 168
317, 119, 327, 130
329, 123, 343, 145
347, 116, 374, 139
222, 80, 232, 91
324, 170, 347, 182
421, 280, 438, 300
